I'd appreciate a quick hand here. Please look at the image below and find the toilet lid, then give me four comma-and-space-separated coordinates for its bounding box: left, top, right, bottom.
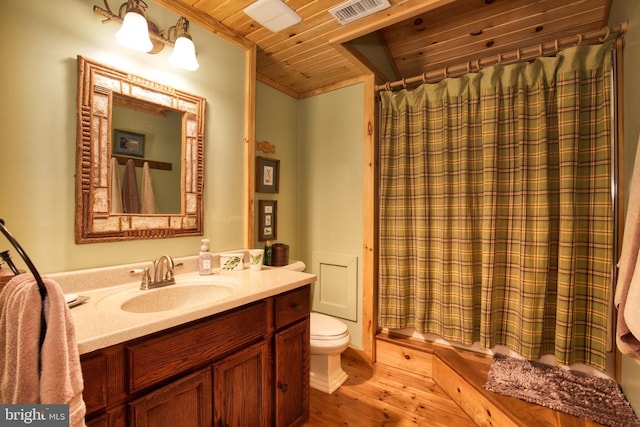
310, 312, 348, 338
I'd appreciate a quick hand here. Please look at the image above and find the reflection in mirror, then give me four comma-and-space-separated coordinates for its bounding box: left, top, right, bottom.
112, 96, 182, 214
75, 56, 206, 243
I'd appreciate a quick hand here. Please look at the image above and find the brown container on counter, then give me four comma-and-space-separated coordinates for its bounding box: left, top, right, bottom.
271, 243, 289, 267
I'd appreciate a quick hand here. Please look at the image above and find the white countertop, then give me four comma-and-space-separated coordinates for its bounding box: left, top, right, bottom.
68, 266, 315, 355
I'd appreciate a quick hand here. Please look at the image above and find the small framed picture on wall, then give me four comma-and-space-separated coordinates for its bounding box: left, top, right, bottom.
258, 200, 277, 241
256, 156, 279, 193
113, 129, 145, 157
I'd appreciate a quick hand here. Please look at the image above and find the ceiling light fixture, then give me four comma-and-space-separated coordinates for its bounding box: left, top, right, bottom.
243, 0, 302, 33
93, 0, 200, 71
115, 0, 152, 52
168, 18, 199, 71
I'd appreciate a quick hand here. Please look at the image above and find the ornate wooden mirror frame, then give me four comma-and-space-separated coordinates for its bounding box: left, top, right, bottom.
75, 56, 205, 243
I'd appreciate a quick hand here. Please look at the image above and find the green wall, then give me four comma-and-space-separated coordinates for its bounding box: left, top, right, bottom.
609, 0, 640, 413
0, 0, 247, 273
298, 85, 365, 349
255, 82, 365, 349
254, 83, 300, 257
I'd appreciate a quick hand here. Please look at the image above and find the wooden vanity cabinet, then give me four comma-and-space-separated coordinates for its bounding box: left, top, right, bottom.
81, 285, 310, 427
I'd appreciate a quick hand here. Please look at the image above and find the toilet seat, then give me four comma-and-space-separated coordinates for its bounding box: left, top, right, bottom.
310, 312, 348, 340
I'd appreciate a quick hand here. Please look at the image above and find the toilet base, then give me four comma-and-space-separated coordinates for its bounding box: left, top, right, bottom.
309, 353, 348, 394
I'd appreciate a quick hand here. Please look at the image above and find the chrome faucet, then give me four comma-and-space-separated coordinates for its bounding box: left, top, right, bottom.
154, 254, 175, 285
131, 255, 180, 290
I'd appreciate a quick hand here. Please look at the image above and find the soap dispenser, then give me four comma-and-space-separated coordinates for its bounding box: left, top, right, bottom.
199, 239, 212, 275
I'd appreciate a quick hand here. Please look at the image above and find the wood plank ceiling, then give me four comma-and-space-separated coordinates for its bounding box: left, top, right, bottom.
155, 0, 613, 98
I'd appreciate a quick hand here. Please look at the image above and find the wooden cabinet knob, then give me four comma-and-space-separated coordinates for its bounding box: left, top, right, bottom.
279, 383, 289, 392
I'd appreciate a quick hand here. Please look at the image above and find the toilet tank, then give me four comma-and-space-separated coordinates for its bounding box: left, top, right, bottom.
278, 261, 306, 272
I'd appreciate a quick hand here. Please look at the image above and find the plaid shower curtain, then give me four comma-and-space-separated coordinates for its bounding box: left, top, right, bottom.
378, 41, 614, 370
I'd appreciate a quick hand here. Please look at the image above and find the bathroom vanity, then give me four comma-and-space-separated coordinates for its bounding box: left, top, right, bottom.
60, 261, 314, 427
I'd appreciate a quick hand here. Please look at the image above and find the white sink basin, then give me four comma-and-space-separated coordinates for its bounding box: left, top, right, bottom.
120, 284, 234, 313
96, 275, 238, 314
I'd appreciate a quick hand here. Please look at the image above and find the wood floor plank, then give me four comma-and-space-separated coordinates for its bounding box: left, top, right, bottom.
305, 353, 475, 426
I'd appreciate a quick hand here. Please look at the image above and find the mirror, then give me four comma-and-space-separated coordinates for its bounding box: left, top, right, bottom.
75, 56, 206, 243
112, 95, 182, 214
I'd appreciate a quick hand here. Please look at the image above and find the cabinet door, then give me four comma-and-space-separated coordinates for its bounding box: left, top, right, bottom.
213, 340, 271, 427
129, 368, 212, 427
275, 319, 310, 427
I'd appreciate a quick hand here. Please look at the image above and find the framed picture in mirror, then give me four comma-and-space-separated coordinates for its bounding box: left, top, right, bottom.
114, 129, 145, 157
256, 156, 279, 193
258, 200, 277, 241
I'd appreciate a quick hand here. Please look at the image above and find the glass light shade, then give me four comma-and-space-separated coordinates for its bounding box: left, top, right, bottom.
116, 11, 152, 52
169, 36, 199, 71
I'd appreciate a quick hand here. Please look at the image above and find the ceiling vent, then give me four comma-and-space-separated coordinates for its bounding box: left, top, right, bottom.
329, 0, 391, 25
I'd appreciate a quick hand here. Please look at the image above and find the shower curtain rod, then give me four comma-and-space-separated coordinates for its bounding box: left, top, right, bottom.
376, 21, 628, 92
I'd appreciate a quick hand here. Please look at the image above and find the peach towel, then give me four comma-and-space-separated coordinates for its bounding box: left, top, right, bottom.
616, 136, 640, 362
0, 274, 86, 426
110, 157, 123, 214
140, 161, 158, 214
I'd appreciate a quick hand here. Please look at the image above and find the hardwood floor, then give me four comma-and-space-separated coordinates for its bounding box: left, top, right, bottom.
304, 337, 608, 427
304, 353, 476, 426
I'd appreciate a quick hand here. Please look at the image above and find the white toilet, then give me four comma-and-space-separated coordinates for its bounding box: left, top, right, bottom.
280, 261, 352, 394
309, 312, 351, 394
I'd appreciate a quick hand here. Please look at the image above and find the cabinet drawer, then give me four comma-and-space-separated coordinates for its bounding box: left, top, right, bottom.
275, 286, 310, 330
127, 301, 268, 393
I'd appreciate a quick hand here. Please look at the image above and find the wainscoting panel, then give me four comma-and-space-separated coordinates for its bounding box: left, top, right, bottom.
311, 252, 357, 321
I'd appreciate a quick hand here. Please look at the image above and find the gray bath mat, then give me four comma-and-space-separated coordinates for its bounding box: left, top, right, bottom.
484, 354, 640, 427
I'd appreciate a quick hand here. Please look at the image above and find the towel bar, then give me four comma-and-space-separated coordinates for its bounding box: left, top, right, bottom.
0, 218, 48, 351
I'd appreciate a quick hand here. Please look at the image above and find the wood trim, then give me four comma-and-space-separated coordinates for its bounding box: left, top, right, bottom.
298, 75, 371, 99
112, 155, 171, 171
334, 42, 392, 84
245, 45, 257, 248
342, 346, 371, 364
256, 73, 301, 100
362, 74, 377, 363
376, 333, 603, 426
